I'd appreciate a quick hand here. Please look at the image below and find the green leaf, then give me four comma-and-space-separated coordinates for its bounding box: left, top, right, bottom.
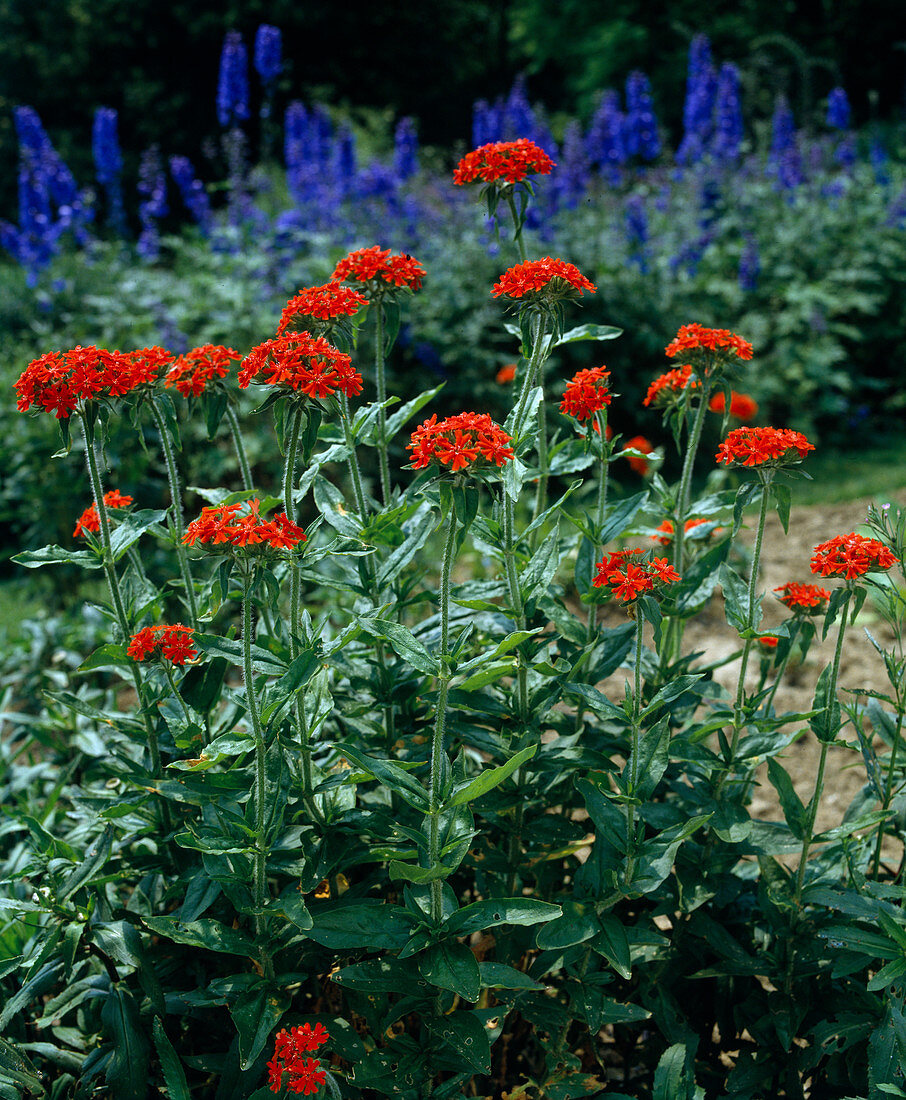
140, 916, 256, 956
385, 384, 444, 440
338, 745, 429, 810
58, 826, 113, 901
594, 915, 632, 979
331, 957, 419, 992
427, 1011, 491, 1075
388, 861, 451, 884
445, 898, 561, 937
653, 1043, 688, 1100
356, 617, 437, 676
626, 716, 670, 802
192, 633, 286, 676
447, 744, 536, 807
308, 902, 411, 950
77, 643, 132, 673
596, 490, 650, 546
419, 941, 481, 1002
152, 1018, 190, 1100
477, 962, 544, 990
535, 900, 599, 949
552, 323, 622, 347
766, 758, 807, 838
719, 562, 759, 634
230, 983, 291, 1070
108, 508, 168, 560
771, 482, 792, 534
12, 545, 101, 570
0, 1036, 44, 1096
0, 961, 63, 1030
101, 984, 150, 1100
313, 476, 361, 534
810, 661, 842, 744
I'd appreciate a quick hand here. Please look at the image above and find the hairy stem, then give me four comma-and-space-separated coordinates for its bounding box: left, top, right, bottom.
225, 403, 254, 491
623, 618, 645, 889
373, 300, 392, 505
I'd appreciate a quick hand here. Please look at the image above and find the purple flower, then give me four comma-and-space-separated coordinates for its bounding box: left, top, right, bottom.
768, 96, 802, 191
677, 35, 717, 163
624, 71, 660, 161
739, 236, 760, 291
254, 24, 282, 87
137, 146, 168, 260
170, 155, 212, 234
624, 194, 649, 273
92, 107, 126, 233
712, 63, 743, 161
393, 117, 419, 181
586, 90, 626, 182
826, 87, 851, 130
217, 31, 250, 128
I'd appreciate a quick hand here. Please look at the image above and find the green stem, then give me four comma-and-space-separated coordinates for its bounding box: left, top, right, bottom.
795, 602, 850, 905
502, 493, 528, 721
585, 410, 611, 642
671, 392, 711, 577
530, 392, 549, 537
340, 394, 369, 519
623, 619, 645, 890
872, 701, 905, 879
241, 574, 274, 978
373, 300, 392, 505
164, 662, 193, 727
505, 192, 529, 263
225, 404, 254, 491
721, 477, 772, 779
148, 400, 199, 629
511, 314, 547, 442
429, 512, 459, 923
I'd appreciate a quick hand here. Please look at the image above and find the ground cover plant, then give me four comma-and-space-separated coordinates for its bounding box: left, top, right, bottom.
3, 132, 906, 1100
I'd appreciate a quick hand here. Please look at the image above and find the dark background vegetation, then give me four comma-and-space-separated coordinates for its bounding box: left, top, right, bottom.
1, 0, 905, 218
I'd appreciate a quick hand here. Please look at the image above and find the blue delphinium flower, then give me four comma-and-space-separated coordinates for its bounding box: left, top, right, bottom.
170, 156, 212, 234
92, 107, 126, 233
826, 86, 851, 130
254, 24, 282, 88
768, 96, 802, 191
738, 235, 760, 291
503, 75, 536, 141
712, 63, 743, 161
870, 138, 890, 188
472, 99, 503, 147
285, 101, 309, 203
624, 194, 649, 273
334, 125, 357, 196
677, 35, 717, 163
550, 120, 589, 212
624, 71, 660, 160
137, 146, 168, 260
217, 31, 250, 128
393, 117, 419, 181
586, 90, 626, 184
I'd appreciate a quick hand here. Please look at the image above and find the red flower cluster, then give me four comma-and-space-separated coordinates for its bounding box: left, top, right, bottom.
408, 412, 514, 472
277, 283, 369, 336
623, 436, 654, 475
496, 363, 517, 384
73, 490, 134, 538
715, 427, 814, 468
665, 323, 754, 361
127, 624, 197, 666
14, 345, 168, 418
810, 533, 899, 580
651, 517, 712, 545
559, 366, 612, 421
183, 499, 306, 552
758, 635, 780, 649
332, 246, 425, 292
491, 258, 596, 301
239, 334, 363, 399
643, 364, 700, 408
267, 1023, 329, 1095
452, 138, 556, 185
708, 390, 759, 422
774, 581, 832, 612
593, 549, 681, 603
165, 345, 241, 398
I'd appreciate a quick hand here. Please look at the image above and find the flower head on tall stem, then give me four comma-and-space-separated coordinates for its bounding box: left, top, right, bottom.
277, 282, 368, 338
666, 323, 754, 363
492, 257, 596, 304
13, 345, 162, 418
593, 549, 680, 606
183, 498, 306, 555
239, 333, 362, 400
559, 365, 612, 422
810, 533, 899, 579
165, 345, 241, 398
408, 412, 514, 473
73, 490, 133, 537
332, 246, 425, 296
453, 138, 555, 185
716, 426, 813, 469
774, 581, 832, 613
709, 390, 759, 422
643, 364, 700, 408
267, 1023, 329, 1095
127, 624, 197, 665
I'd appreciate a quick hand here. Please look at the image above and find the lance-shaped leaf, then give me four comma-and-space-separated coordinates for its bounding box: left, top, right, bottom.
13, 545, 101, 570
447, 744, 536, 808
356, 617, 437, 676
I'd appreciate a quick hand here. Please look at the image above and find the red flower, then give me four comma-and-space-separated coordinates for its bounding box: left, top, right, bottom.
119, 347, 176, 394
643, 364, 700, 408
332, 246, 425, 293
715, 426, 814, 468
559, 366, 612, 421
73, 490, 134, 538
127, 624, 197, 666
758, 635, 780, 649
491, 258, 596, 302
709, 390, 759, 422
496, 363, 517, 384
165, 345, 241, 398
774, 582, 832, 613
452, 138, 556, 185
268, 1024, 329, 1095
184, 499, 307, 553
408, 412, 514, 473
651, 517, 710, 545
592, 548, 680, 603
239, 334, 363, 399
810, 533, 899, 580
665, 323, 753, 361
623, 436, 654, 475
278, 283, 369, 336
14, 346, 139, 418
